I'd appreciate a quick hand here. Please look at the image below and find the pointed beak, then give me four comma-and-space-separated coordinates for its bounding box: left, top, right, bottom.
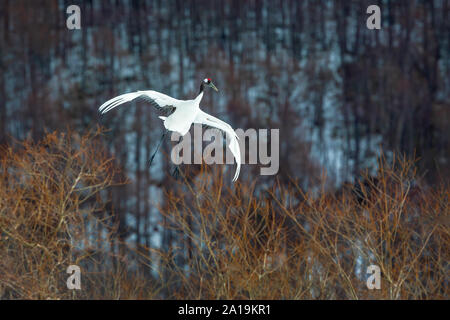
210, 82, 219, 92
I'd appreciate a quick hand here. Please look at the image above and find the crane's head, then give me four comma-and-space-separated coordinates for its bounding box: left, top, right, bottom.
203, 78, 219, 92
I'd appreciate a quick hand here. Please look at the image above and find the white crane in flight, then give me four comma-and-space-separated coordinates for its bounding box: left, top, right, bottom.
99, 78, 241, 182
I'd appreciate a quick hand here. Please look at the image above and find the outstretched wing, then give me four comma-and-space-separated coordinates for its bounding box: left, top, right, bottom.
99, 90, 181, 114
194, 110, 241, 182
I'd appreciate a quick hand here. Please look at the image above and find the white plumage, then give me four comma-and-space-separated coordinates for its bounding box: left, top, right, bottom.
99, 79, 241, 182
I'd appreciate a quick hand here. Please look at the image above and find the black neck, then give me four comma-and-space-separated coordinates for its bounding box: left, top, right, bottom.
199, 82, 204, 94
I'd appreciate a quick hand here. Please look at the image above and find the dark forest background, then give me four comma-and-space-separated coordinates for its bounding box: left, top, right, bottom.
0, 0, 449, 299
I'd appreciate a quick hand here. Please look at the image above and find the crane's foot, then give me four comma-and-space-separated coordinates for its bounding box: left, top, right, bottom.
172, 165, 181, 180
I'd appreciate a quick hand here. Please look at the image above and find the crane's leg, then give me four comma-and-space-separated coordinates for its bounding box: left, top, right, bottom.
148, 129, 168, 167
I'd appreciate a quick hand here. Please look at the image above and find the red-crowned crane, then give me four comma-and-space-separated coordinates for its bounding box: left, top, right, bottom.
99, 78, 241, 181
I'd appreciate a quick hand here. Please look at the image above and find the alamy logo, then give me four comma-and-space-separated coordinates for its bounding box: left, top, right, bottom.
66, 5, 81, 30
170, 125, 279, 176
66, 265, 81, 290
366, 265, 381, 290
366, 5, 381, 30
